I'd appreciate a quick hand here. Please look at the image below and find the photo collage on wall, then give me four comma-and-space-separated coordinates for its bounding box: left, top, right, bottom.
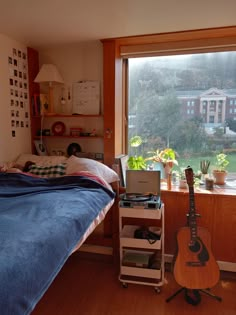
8, 48, 29, 138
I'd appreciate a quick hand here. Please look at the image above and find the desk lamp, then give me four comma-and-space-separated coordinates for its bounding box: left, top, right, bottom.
34, 64, 64, 115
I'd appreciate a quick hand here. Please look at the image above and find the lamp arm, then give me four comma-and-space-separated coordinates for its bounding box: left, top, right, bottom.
48, 83, 54, 114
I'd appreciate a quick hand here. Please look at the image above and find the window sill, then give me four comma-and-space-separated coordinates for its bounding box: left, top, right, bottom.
161, 181, 236, 196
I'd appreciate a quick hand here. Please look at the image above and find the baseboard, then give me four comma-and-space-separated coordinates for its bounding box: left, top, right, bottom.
79, 244, 113, 256
217, 260, 236, 272
164, 254, 236, 272
79, 246, 236, 273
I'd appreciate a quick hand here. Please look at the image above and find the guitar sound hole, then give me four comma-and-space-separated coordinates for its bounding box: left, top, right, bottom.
189, 240, 201, 253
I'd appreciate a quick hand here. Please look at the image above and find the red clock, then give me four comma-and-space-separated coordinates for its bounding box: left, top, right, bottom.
52, 121, 66, 136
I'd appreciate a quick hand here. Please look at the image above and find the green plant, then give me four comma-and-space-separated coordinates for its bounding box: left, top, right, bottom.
215, 153, 229, 172
127, 155, 146, 170
127, 136, 146, 170
145, 148, 178, 167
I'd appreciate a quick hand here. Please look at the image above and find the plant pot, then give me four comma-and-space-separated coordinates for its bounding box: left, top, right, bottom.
212, 170, 227, 185
179, 179, 188, 189
164, 161, 174, 179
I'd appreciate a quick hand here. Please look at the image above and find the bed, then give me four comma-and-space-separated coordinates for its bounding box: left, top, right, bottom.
0, 154, 119, 315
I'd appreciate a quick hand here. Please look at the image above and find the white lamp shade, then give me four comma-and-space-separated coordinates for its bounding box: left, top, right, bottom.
34, 64, 64, 84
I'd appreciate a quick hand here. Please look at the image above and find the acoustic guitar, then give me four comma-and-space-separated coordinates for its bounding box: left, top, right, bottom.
173, 166, 220, 289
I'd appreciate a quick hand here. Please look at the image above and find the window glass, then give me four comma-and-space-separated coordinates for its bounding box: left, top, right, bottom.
128, 51, 236, 177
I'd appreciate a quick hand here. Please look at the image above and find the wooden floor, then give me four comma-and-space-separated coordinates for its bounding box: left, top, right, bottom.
32, 253, 236, 315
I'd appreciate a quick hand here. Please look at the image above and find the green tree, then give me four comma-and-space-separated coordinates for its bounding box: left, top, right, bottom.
154, 90, 182, 148
226, 118, 236, 132
174, 117, 207, 153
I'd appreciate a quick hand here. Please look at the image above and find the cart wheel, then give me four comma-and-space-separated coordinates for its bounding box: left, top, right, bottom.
122, 282, 128, 288
154, 287, 161, 294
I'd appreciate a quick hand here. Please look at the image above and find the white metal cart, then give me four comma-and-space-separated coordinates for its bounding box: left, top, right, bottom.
119, 203, 165, 293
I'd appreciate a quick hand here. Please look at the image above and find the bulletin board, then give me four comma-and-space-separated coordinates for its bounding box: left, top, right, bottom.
72, 80, 100, 115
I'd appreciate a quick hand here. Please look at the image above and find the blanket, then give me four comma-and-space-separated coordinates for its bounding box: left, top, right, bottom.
0, 173, 115, 315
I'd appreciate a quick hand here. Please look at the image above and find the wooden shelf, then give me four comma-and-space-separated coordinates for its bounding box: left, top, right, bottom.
32, 114, 103, 118
34, 135, 103, 139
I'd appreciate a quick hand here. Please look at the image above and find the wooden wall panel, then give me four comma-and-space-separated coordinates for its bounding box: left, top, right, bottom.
102, 40, 116, 166
27, 47, 40, 154
161, 190, 236, 263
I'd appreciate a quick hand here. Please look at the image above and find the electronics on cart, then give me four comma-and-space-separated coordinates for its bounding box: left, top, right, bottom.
119, 170, 161, 209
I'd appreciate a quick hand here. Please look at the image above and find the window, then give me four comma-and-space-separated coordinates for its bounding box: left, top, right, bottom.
127, 51, 236, 176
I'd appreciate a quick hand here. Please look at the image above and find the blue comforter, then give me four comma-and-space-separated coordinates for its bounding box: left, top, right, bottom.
0, 173, 115, 315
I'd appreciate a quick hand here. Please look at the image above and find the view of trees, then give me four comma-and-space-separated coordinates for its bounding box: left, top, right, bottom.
128, 52, 236, 160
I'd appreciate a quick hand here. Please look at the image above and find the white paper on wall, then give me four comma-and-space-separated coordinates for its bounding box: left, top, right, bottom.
72, 81, 100, 115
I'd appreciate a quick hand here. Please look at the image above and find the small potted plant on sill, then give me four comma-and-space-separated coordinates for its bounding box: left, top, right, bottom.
212, 153, 229, 185
177, 167, 188, 189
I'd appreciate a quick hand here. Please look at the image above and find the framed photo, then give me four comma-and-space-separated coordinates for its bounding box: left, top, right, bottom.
34, 140, 48, 156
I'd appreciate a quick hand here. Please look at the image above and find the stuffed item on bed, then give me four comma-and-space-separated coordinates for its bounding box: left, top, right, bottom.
14, 153, 67, 167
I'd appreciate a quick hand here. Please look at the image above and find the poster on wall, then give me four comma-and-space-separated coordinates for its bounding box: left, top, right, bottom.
72, 80, 100, 115
8, 47, 29, 138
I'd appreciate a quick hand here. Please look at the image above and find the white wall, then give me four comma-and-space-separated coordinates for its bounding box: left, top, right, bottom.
0, 36, 103, 163
0, 33, 31, 164
37, 41, 104, 154
39, 41, 103, 113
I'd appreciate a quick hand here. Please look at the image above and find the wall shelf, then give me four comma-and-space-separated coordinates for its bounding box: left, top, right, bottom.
34, 135, 103, 139
32, 114, 103, 118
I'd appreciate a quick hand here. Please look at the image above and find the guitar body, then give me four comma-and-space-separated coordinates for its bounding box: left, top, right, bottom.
174, 226, 220, 289
173, 166, 220, 290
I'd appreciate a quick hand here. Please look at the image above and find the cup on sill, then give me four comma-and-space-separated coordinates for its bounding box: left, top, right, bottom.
205, 177, 214, 190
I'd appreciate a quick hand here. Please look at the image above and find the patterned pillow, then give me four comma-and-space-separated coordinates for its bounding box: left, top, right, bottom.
28, 164, 66, 178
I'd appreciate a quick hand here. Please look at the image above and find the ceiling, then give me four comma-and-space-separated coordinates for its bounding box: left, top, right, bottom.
0, 0, 236, 49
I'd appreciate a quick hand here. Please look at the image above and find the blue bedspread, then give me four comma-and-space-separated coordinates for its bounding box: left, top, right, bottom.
0, 173, 115, 315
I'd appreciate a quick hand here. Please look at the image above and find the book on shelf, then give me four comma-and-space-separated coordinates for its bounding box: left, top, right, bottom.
32, 94, 49, 116
39, 93, 49, 114
122, 251, 150, 268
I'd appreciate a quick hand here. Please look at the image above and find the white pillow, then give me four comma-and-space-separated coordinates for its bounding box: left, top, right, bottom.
66, 155, 119, 184
15, 153, 67, 167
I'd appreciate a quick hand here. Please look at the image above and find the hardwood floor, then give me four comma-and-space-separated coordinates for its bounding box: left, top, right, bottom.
32, 253, 236, 315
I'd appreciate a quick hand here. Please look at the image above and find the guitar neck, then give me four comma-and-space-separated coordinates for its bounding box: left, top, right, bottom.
188, 185, 197, 242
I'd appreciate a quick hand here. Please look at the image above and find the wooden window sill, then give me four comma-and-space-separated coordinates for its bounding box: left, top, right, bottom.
161, 182, 236, 196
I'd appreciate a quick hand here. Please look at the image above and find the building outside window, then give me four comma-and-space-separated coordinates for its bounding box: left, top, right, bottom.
127, 51, 236, 176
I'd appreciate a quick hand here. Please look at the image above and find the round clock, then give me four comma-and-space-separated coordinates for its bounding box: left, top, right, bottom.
52, 121, 66, 136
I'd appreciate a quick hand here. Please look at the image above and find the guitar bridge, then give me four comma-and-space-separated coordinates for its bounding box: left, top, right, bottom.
186, 261, 206, 267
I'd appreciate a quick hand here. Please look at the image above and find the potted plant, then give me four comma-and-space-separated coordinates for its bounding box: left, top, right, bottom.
127, 136, 146, 170
212, 153, 229, 185
177, 167, 188, 189
145, 148, 178, 178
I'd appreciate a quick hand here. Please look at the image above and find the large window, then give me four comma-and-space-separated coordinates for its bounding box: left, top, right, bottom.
127, 51, 236, 176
